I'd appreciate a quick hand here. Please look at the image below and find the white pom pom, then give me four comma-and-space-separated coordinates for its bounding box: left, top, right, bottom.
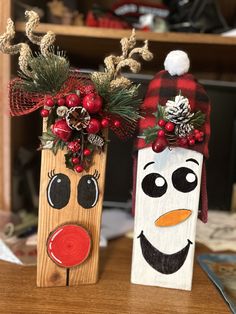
164, 50, 190, 76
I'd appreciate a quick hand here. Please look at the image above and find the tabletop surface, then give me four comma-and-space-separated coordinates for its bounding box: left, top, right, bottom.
0, 237, 230, 314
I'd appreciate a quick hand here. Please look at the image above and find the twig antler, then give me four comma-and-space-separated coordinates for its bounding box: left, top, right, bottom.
0, 10, 55, 77
92, 29, 153, 90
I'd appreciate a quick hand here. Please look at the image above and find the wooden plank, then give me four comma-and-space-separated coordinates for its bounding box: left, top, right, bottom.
37, 126, 107, 287
0, 1, 11, 211
131, 147, 203, 290
15, 23, 236, 46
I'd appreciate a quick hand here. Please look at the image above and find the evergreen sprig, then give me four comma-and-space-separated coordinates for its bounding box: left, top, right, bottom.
140, 104, 166, 143
106, 85, 141, 122
18, 50, 70, 94
190, 110, 206, 128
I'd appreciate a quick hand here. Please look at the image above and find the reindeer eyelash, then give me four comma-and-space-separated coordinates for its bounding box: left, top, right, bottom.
93, 170, 100, 180
48, 169, 56, 179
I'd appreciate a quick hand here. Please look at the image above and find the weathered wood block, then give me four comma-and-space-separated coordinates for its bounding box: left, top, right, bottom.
37, 128, 107, 287
131, 146, 203, 290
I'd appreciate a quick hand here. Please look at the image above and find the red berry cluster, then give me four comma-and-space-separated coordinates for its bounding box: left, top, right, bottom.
152, 119, 204, 153
152, 119, 175, 153
67, 139, 92, 173
177, 129, 204, 147
40, 83, 122, 172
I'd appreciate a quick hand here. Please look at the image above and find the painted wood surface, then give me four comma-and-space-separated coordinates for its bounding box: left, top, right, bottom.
131, 147, 203, 290
37, 122, 107, 287
0, 1, 11, 211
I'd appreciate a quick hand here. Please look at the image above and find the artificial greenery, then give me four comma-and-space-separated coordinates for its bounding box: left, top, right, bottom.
18, 50, 70, 94
190, 110, 206, 128
141, 105, 165, 143
92, 75, 141, 123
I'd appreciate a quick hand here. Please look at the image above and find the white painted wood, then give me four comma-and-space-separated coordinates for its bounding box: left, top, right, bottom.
131, 147, 203, 291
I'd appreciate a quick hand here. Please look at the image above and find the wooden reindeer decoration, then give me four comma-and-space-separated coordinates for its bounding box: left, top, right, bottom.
0, 11, 153, 287
131, 51, 211, 290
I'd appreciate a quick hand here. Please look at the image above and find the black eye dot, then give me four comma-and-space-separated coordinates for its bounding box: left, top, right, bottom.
77, 175, 99, 209
172, 167, 198, 193
141, 173, 167, 198
47, 173, 71, 209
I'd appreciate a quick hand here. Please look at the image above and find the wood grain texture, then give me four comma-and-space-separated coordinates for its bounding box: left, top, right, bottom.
37, 126, 107, 287
15, 23, 236, 46
0, 238, 230, 314
132, 147, 203, 290
0, 1, 11, 211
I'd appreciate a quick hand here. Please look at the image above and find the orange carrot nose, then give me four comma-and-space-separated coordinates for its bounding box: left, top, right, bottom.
155, 209, 192, 227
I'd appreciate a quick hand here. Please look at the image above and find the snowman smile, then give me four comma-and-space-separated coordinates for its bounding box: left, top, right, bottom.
138, 231, 192, 274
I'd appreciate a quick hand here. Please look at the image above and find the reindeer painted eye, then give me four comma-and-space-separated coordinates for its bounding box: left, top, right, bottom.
77, 170, 100, 208
172, 167, 198, 193
47, 171, 71, 209
142, 173, 167, 198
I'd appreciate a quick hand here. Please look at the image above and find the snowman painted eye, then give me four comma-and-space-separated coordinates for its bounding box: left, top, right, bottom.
142, 173, 167, 198
47, 171, 71, 209
172, 167, 198, 193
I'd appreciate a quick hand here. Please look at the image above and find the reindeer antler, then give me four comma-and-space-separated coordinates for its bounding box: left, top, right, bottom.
0, 18, 33, 77
91, 29, 153, 90
0, 11, 56, 77
25, 11, 55, 56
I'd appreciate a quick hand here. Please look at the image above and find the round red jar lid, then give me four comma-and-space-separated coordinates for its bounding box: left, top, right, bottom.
47, 224, 91, 268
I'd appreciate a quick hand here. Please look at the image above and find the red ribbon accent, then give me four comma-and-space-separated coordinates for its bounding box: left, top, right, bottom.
9, 71, 89, 117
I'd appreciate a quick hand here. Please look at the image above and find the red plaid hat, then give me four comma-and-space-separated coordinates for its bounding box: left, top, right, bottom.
133, 50, 211, 222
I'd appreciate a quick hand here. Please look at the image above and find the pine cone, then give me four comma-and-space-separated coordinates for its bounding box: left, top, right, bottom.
66, 106, 90, 131
165, 95, 194, 124
87, 134, 105, 147
175, 123, 194, 138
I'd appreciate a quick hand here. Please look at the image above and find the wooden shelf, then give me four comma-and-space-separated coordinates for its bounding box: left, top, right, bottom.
16, 22, 236, 46
15, 22, 236, 81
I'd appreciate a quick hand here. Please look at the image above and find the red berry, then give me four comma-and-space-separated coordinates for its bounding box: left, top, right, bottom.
157, 129, 165, 137
101, 118, 109, 128
152, 136, 168, 153
84, 148, 91, 156
114, 120, 121, 128
74, 165, 84, 173
57, 98, 66, 106
52, 119, 72, 142
72, 157, 80, 164
198, 136, 204, 142
195, 133, 202, 141
165, 121, 175, 132
189, 139, 195, 146
86, 119, 101, 134
158, 119, 166, 127
178, 138, 188, 147
45, 98, 54, 107
40, 109, 49, 117
194, 129, 200, 134
199, 131, 204, 137
82, 93, 102, 113
67, 141, 81, 153
84, 84, 95, 95
66, 94, 80, 107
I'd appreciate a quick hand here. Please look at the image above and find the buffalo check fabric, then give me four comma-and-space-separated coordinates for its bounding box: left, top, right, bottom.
134, 70, 211, 222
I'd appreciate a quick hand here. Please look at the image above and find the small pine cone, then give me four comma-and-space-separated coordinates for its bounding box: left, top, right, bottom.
87, 134, 105, 147
66, 106, 90, 131
165, 95, 194, 124
175, 123, 194, 138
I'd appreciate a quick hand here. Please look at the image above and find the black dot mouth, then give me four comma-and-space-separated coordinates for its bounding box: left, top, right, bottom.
138, 231, 192, 274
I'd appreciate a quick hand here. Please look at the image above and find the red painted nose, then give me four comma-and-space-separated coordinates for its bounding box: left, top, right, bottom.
47, 224, 91, 268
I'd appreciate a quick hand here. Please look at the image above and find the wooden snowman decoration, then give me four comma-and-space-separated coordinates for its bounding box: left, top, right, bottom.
0, 11, 153, 287
131, 50, 211, 290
